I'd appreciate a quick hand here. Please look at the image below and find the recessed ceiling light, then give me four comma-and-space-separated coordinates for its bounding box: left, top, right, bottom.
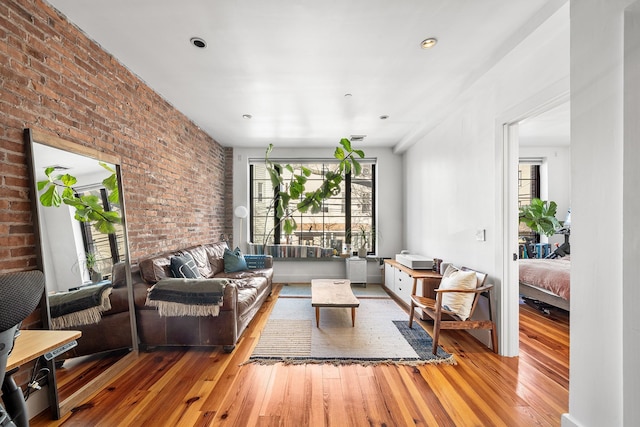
190, 37, 207, 48
379, 115, 389, 120
242, 114, 252, 119
420, 37, 438, 49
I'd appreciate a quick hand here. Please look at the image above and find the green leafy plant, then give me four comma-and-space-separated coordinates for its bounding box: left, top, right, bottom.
84, 251, 97, 272
346, 224, 371, 248
262, 138, 365, 244
519, 198, 561, 237
37, 162, 122, 234
82, 251, 105, 282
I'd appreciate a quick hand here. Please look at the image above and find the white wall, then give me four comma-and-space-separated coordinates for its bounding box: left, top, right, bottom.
40, 203, 85, 292
401, 0, 569, 352
232, 146, 403, 283
566, 1, 639, 426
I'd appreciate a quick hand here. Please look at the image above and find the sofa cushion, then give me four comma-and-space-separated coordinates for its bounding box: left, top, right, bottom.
214, 268, 273, 284
183, 245, 214, 278
139, 255, 173, 284
170, 253, 201, 279
224, 247, 248, 273
204, 242, 229, 275
111, 262, 127, 288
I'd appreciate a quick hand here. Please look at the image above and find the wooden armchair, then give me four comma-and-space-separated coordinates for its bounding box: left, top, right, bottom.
409, 266, 498, 354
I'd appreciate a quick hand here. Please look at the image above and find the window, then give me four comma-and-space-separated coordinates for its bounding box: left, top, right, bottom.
249, 160, 376, 257
78, 187, 126, 279
518, 161, 541, 244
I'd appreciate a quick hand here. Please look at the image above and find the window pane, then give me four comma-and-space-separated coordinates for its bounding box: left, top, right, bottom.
80, 188, 125, 280
249, 160, 375, 257
518, 163, 540, 246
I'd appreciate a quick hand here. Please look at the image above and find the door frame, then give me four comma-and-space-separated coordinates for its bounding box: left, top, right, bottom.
494, 77, 569, 356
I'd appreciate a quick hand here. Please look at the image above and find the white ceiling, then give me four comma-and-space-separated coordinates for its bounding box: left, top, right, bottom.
46, 0, 563, 149
33, 142, 113, 183
519, 101, 570, 147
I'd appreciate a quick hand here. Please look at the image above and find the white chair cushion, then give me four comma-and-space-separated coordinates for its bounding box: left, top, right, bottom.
439, 266, 477, 321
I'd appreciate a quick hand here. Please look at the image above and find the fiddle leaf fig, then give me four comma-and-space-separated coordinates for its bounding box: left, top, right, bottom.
260, 137, 365, 245
519, 198, 561, 237
37, 162, 122, 235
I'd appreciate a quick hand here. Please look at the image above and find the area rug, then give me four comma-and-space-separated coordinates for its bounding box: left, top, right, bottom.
278, 283, 390, 298
244, 297, 455, 366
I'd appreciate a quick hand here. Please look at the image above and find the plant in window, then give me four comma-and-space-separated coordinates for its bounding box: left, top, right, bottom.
346, 224, 376, 257
262, 138, 365, 245
519, 198, 561, 237
83, 251, 103, 282
37, 162, 122, 234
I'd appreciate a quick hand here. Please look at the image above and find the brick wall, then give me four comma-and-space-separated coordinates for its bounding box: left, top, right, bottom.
2, 0, 235, 392
0, 0, 232, 276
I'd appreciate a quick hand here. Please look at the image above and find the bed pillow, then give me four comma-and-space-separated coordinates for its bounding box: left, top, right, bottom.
170, 253, 202, 279
439, 265, 478, 321
224, 247, 248, 273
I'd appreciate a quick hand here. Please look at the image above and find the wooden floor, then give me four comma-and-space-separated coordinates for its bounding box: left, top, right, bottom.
31, 284, 569, 427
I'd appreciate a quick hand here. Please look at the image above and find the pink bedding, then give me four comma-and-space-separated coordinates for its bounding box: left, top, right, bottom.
519, 256, 571, 301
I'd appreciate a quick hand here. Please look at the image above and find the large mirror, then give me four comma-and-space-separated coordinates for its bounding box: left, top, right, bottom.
25, 129, 137, 418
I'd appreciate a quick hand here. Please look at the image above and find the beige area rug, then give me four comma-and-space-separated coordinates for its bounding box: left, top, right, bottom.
245, 297, 455, 366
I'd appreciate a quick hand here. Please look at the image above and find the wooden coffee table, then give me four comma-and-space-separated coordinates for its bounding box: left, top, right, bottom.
311, 279, 360, 327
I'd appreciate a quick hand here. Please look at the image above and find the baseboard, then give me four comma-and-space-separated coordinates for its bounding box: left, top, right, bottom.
561, 413, 582, 427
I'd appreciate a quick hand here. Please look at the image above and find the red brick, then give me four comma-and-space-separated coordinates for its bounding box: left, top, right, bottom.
0, 0, 229, 350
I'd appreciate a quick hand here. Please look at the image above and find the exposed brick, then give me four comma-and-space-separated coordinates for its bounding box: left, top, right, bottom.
0, 0, 231, 344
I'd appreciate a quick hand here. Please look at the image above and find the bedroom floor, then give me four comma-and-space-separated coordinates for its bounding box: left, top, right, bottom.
521, 296, 570, 322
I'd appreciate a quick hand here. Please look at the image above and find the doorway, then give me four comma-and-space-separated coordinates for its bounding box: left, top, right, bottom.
498, 89, 569, 357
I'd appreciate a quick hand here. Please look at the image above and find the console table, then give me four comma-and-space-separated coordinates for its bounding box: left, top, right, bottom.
384, 259, 441, 319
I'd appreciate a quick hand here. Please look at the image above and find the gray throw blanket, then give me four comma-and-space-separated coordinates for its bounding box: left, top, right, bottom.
145, 278, 228, 317
49, 281, 113, 329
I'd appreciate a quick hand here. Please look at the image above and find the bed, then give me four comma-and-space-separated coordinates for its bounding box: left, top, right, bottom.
519, 256, 570, 311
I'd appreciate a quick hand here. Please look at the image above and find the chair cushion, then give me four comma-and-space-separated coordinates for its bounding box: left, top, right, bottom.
439, 266, 477, 321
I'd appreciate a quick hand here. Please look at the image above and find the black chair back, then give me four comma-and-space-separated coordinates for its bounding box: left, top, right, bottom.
0, 271, 45, 388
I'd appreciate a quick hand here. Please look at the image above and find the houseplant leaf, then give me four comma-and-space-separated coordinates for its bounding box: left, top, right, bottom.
519, 198, 561, 237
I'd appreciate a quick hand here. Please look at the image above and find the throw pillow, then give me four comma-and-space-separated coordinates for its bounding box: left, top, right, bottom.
170, 253, 202, 279
439, 266, 478, 321
224, 247, 248, 273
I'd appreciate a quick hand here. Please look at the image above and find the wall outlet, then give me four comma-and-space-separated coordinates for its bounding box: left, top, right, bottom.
475, 229, 486, 241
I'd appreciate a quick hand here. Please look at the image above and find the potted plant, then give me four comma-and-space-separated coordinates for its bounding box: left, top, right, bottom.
84, 252, 102, 282
519, 198, 561, 237
259, 138, 365, 251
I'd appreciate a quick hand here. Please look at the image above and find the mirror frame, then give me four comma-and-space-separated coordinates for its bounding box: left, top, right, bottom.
24, 128, 138, 418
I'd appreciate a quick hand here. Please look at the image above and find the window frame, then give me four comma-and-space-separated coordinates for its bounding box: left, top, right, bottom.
249, 158, 376, 257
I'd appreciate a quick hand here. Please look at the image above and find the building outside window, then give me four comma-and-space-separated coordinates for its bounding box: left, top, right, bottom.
518, 161, 541, 252
249, 160, 375, 257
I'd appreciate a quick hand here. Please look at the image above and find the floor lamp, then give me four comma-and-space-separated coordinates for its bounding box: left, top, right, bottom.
234, 206, 249, 252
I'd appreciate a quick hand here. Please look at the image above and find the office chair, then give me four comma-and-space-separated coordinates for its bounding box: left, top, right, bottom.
0, 271, 45, 427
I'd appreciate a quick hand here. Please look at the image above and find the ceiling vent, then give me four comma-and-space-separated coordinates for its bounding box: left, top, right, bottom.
350, 135, 366, 142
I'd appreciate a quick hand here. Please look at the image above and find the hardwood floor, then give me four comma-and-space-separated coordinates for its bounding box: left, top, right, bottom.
31, 284, 569, 426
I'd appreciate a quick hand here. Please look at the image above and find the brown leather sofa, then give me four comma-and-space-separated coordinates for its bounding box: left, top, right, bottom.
58, 262, 134, 358
132, 241, 273, 352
